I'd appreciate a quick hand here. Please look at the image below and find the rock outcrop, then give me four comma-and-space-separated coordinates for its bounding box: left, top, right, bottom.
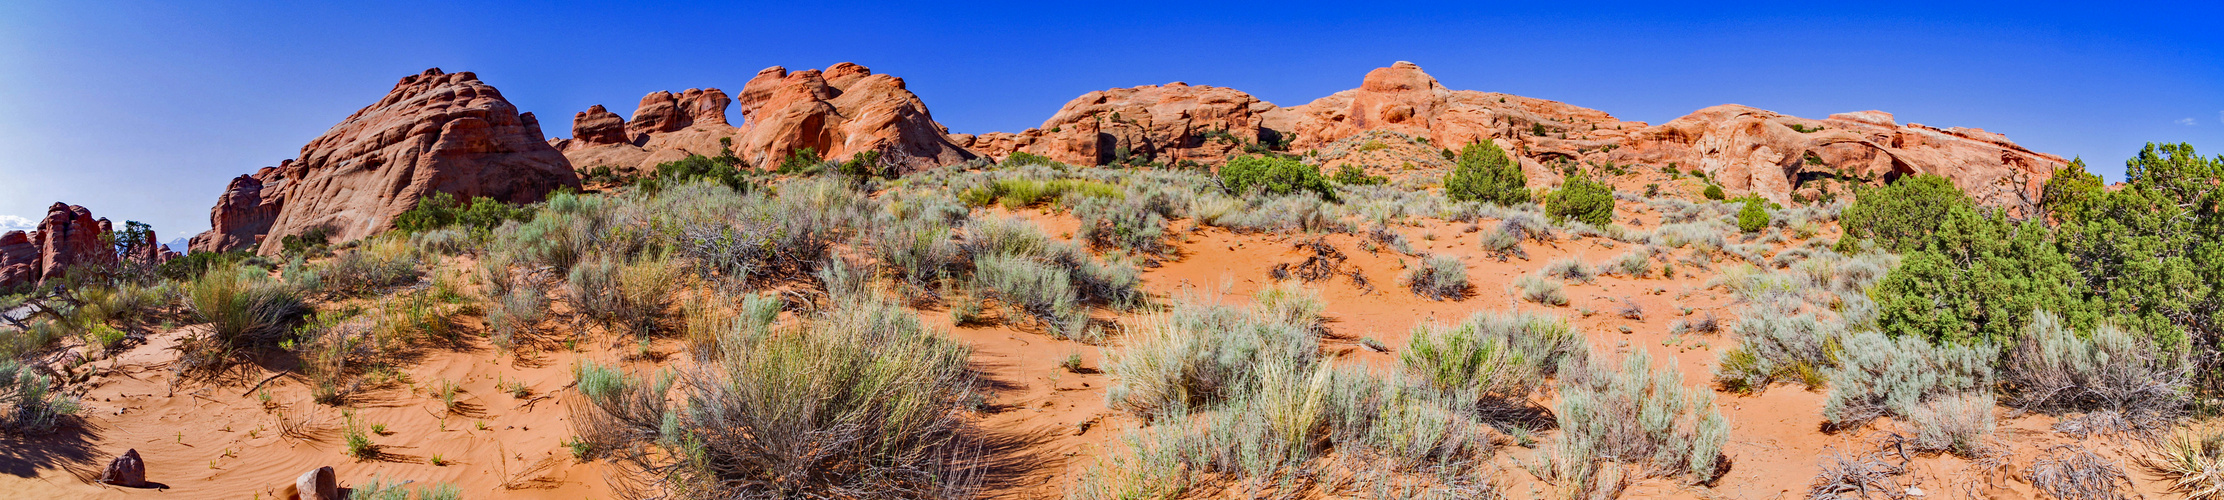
187, 167, 286, 254
966, 61, 2065, 208
100, 449, 147, 487
290, 466, 337, 500
191, 68, 579, 255
0, 202, 158, 288
554, 63, 974, 175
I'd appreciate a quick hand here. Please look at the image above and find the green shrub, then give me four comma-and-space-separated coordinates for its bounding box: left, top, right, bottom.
633, 153, 754, 193
1331, 165, 1386, 186
394, 191, 535, 234
1736, 197, 1771, 233
1545, 174, 1615, 226
2051, 143, 2223, 373
1870, 205, 2092, 346
1702, 184, 1726, 200
1004, 151, 1056, 166
2039, 158, 2105, 221
775, 147, 824, 173
1837, 174, 1970, 252
1219, 155, 1335, 201
1443, 140, 1527, 205
1713, 304, 1846, 393
0, 360, 80, 435
961, 178, 1120, 208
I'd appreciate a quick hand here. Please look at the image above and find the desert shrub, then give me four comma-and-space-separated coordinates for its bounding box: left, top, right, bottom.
1477, 225, 1524, 261
965, 216, 1143, 310
971, 253, 1085, 337
1402, 311, 1586, 407
578, 295, 981, 499
1072, 191, 1173, 255
1838, 174, 1970, 252
567, 255, 684, 337
1219, 154, 1335, 201
1545, 174, 1615, 226
867, 210, 963, 297
0, 360, 80, 435
668, 179, 862, 288
1085, 296, 1504, 498
1252, 282, 1325, 332
1546, 350, 1729, 494
306, 238, 422, 298
2040, 159, 2107, 222
1542, 257, 1593, 283
1514, 274, 1567, 306
1713, 305, 1846, 393
1404, 255, 1471, 301
1443, 139, 1527, 205
1823, 331, 1995, 431
1702, 184, 1726, 200
486, 286, 545, 352
1905, 392, 1996, 456
2002, 311, 2188, 427
1106, 299, 1318, 417
187, 264, 309, 350
1607, 250, 1654, 278
1736, 197, 1770, 233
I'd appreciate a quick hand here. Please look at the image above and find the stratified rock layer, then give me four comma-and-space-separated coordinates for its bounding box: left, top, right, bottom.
192, 68, 579, 255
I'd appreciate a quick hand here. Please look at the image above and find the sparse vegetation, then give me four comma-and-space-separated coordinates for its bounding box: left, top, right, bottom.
1444, 139, 1528, 205
1404, 255, 1471, 301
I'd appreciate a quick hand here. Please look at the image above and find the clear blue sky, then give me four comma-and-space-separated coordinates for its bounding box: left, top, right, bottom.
2, 1, 2219, 239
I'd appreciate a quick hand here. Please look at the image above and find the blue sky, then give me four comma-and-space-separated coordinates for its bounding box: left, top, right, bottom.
2, 1, 2219, 239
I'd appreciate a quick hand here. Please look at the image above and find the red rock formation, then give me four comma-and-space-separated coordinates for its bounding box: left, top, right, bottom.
556, 63, 974, 174
570, 105, 630, 147
970, 61, 2063, 208
187, 166, 286, 254
192, 68, 579, 255
0, 202, 151, 288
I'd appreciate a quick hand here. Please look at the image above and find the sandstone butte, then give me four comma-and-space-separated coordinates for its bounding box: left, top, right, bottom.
189, 68, 580, 255
962, 61, 2066, 210
190, 62, 2064, 256
552, 62, 977, 174
1, 202, 171, 289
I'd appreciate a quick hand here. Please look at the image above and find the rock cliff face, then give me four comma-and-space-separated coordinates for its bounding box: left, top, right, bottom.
0, 202, 169, 289
964, 61, 2065, 208
554, 63, 974, 174
191, 68, 579, 255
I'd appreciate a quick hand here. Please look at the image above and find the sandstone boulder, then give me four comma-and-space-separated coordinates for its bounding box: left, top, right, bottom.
557, 63, 974, 175
193, 68, 579, 255
99, 449, 146, 487
0, 231, 34, 289
292, 466, 337, 500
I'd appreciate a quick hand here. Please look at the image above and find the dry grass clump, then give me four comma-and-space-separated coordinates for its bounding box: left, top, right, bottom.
2026, 445, 2132, 500
566, 255, 685, 337
185, 264, 309, 353
1542, 257, 1594, 284
2003, 311, 2188, 433
1713, 304, 1845, 393
2143, 428, 2224, 500
299, 237, 423, 298
1404, 255, 1471, 301
1604, 250, 1655, 278
1805, 450, 1907, 500
1544, 349, 1730, 496
1477, 225, 1525, 262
